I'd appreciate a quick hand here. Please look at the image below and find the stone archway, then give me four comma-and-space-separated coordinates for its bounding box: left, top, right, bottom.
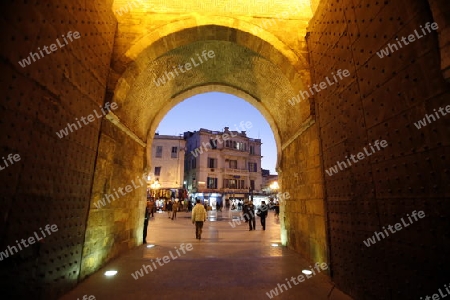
81, 23, 327, 279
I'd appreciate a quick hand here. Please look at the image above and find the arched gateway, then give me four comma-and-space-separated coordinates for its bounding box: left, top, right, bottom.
1, 0, 449, 299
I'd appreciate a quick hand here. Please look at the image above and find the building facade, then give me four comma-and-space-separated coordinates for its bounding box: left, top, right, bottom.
184, 127, 263, 209
149, 134, 186, 193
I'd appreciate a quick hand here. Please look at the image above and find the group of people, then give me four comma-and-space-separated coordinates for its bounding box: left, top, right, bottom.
143, 198, 273, 244
242, 200, 269, 230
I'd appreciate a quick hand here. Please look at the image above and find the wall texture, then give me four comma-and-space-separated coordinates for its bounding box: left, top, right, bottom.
280, 119, 328, 266
308, 0, 450, 299
80, 118, 146, 279
0, 1, 116, 299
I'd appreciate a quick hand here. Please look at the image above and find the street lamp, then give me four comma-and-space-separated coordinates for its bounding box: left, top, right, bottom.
269, 181, 279, 204
269, 181, 279, 190
150, 179, 161, 190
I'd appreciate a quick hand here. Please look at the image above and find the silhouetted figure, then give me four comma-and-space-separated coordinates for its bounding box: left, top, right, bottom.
258, 201, 269, 230
248, 201, 256, 231
274, 203, 280, 219
172, 201, 179, 220
167, 200, 173, 218
148, 199, 155, 217
242, 200, 249, 223
143, 202, 151, 243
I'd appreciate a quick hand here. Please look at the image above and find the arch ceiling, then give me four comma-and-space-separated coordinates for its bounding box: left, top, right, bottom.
108, 2, 316, 169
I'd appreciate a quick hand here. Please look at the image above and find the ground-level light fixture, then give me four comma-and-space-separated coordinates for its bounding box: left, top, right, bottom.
302, 270, 313, 275
104, 270, 118, 276
271, 243, 279, 247
146, 244, 155, 248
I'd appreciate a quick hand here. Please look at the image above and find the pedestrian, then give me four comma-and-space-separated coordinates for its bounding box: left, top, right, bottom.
167, 200, 173, 219
172, 200, 179, 220
247, 200, 256, 231
148, 199, 155, 217
192, 199, 207, 240
242, 200, 249, 223
258, 201, 269, 230
143, 201, 151, 244
274, 202, 280, 219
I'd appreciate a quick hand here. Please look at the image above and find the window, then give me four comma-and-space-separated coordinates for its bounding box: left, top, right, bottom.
238, 179, 245, 189
236, 142, 246, 151
225, 140, 246, 151
224, 179, 245, 189
228, 179, 236, 189
207, 177, 218, 189
250, 180, 255, 190
248, 162, 257, 172
171, 146, 178, 158
191, 158, 196, 169
154, 167, 161, 176
250, 145, 255, 154
208, 158, 217, 168
210, 139, 218, 149
155, 146, 163, 158
229, 160, 237, 169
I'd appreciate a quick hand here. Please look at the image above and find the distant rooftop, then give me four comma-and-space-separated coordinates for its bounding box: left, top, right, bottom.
183, 127, 261, 142
154, 134, 184, 140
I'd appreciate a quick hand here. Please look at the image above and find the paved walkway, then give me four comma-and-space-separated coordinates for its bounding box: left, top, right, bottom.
60, 210, 352, 300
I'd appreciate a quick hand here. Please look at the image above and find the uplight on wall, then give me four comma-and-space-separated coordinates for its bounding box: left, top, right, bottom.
104, 270, 118, 276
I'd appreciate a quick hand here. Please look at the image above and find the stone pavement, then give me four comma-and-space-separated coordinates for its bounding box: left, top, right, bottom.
60, 210, 352, 300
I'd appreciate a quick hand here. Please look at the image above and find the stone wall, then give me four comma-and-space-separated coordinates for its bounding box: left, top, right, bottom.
428, 0, 450, 80
308, 0, 450, 299
80, 118, 146, 279
0, 1, 116, 299
280, 120, 328, 267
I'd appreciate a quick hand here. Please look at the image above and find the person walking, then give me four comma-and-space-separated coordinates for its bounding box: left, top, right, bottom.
148, 199, 155, 217
242, 200, 249, 223
258, 201, 269, 230
274, 202, 280, 219
172, 200, 179, 220
143, 201, 151, 244
166, 200, 173, 219
192, 199, 207, 240
247, 200, 256, 231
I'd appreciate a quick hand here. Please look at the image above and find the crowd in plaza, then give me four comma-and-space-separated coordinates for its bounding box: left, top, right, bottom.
142, 197, 281, 242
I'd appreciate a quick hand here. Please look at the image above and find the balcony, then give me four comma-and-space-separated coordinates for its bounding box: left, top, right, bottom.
222, 168, 249, 174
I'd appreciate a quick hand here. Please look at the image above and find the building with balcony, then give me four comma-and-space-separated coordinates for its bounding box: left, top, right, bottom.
184, 127, 263, 209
